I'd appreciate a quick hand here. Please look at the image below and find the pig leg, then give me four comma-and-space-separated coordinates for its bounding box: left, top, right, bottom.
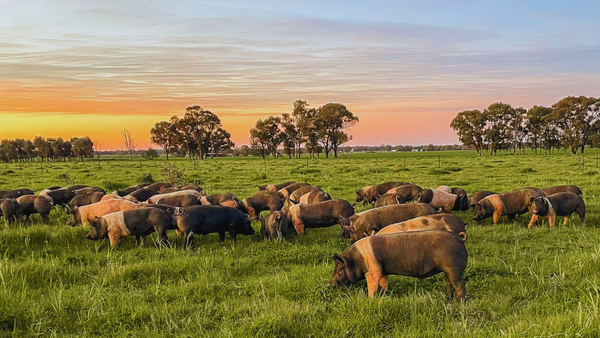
293, 220, 305, 235
548, 215, 555, 227
108, 231, 122, 247
527, 215, 538, 228
156, 227, 169, 246
493, 211, 502, 225
365, 270, 382, 298
229, 229, 238, 242
445, 270, 466, 302
218, 231, 226, 242
41, 213, 50, 223
183, 231, 194, 249
136, 235, 143, 247
563, 216, 569, 226
379, 276, 389, 292
576, 206, 585, 224
444, 274, 455, 300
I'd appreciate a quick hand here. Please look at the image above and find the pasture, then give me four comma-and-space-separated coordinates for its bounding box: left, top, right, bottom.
0, 151, 599, 337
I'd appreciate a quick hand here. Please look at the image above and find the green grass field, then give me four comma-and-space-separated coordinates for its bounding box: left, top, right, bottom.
1, 150, 599, 337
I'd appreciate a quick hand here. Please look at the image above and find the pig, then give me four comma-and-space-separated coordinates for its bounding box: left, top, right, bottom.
385, 184, 423, 202
541, 185, 582, 197
65, 185, 89, 191
284, 199, 354, 234
123, 188, 159, 202
44, 188, 77, 206
177, 183, 205, 193
417, 189, 457, 213
74, 187, 106, 196
356, 181, 409, 205
150, 194, 199, 207
450, 187, 470, 211
144, 182, 172, 192
258, 181, 296, 192
528, 192, 586, 227
277, 183, 311, 200
288, 186, 322, 204
16, 195, 53, 222
66, 191, 105, 214
72, 199, 140, 226
298, 190, 331, 205
347, 203, 439, 243
436, 185, 452, 194
239, 191, 285, 219
114, 186, 140, 197
259, 211, 291, 240
159, 187, 181, 194
0, 188, 35, 199
376, 214, 467, 239
174, 205, 255, 248
472, 188, 545, 225
0, 198, 24, 223
142, 204, 181, 229
469, 191, 498, 208
101, 193, 123, 201
146, 190, 204, 204
199, 193, 239, 208
86, 208, 171, 247
373, 193, 406, 208
330, 230, 467, 300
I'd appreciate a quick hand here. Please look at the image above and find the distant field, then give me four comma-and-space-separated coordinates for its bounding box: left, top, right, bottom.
1, 150, 599, 337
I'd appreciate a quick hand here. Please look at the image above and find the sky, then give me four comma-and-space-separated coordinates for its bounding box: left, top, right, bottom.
1, 0, 599, 150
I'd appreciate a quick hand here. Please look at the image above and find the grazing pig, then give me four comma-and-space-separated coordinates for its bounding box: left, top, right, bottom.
0, 198, 23, 223
541, 185, 582, 197
72, 199, 140, 226
450, 187, 470, 211
529, 192, 586, 227
44, 188, 77, 206
177, 183, 205, 193
385, 184, 423, 202
472, 188, 544, 225
330, 230, 467, 300
144, 182, 172, 192
114, 186, 139, 197
469, 191, 498, 208
376, 214, 467, 239
356, 181, 408, 205
259, 181, 296, 192
66, 191, 105, 214
289, 186, 321, 204
417, 189, 457, 213
0, 189, 35, 199
142, 204, 181, 229
260, 211, 291, 240
86, 208, 171, 247
278, 183, 310, 200
347, 203, 439, 243
174, 205, 255, 248
150, 194, 199, 207
146, 190, 204, 204
284, 199, 354, 234
436, 185, 452, 194
123, 188, 159, 202
199, 193, 239, 208
74, 187, 106, 196
373, 193, 405, 208
298, 190, 331, 204
16, 195, 53, 222
239, 191, 285, 219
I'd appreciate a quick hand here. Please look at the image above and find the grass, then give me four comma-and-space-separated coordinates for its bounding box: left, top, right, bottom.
0, 150, 599, 337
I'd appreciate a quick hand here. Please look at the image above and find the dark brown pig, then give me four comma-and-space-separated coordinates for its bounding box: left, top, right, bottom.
0, 198, 23, 223
86, 208, 171, 247
144, 182, 172, 192
373, 193, 406, 208
450, 187, 470, 211
142, 203, 181, 229
123, 188, 159, 202
277, 183, 310, 200
0, 189, 35, 199
469, 191, 498, 208
528, 192, 586, 227
260, 211, 291, 240
385, 184, 423, 202
472, 188, 544, 225
541, 185, 582, 197
258, 181, 296, 192
376, 214, 467, 239
174, 205, 255, 248
74, 187, 106, 196
348, 203, 439, 243
298, 190, 331, 204
159, 187, 181, 194
285, 199, 354, 234
330, 230, 467, 300
151, 194, 199, 207
44, 188, 77, 206
239, 191, 285, 219
16, 195, 53, 222
199, 193, 239, 208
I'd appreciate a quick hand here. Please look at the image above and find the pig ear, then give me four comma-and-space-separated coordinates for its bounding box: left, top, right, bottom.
232, 195, 237, 201
332, 254, 346, 265
166, 208, 172, 214
437, 207, 443, 213
276, 213, 281, 220
339, 216, 345, 224
395, 196, 402, 204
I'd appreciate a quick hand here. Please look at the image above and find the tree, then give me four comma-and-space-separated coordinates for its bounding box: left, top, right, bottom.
483, 102, 515, 155
511, 107, 529, 154
179, 105, 224, 159
314, 103, 359, 158
71, 137, 94, 161
527, 106, 553, 154
280, 113, 300, 158
208, 128, 234, 158
450, 109, 487, 156
150, 117, 180, 160
122, 129, 138, 160
551, 96, 600, 154
249, 116, 282, 159
142, 148, 159, 160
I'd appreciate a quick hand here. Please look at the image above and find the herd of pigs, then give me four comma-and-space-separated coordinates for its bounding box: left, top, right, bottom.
0, 180, 586, 301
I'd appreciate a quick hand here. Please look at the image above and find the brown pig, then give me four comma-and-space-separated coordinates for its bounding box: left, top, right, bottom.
86, 208, 171, 247
416, 189, 457, 213
469, 191, 498, 208
528, 192, 586, 227
277, 183, 310, 200
373, 193, 406, 208
16, 195, 53, 222
298, 190, 331, 205
200, 193, 239, 208
239, 191, 285, 219
385, 184, 423, 202
289, 186, 321, 204
330, 230, 467, 300
259, 211, 291, 240
285, 199, 354, 234
356, 181, 409, 205
541, 185, 582, 197
472, 188, 545, 226
0, 198, 23, 223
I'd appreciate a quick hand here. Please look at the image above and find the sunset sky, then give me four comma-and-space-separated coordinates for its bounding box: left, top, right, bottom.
1, 0, 599, 150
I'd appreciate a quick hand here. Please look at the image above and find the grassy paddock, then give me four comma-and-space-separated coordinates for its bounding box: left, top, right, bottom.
0, 151, 599, 337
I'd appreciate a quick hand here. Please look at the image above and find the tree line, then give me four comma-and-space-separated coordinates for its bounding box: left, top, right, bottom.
249, 100, 359, 159
0, 137, 95, 163
150, 105, 234, 160
451, 96, 600, 156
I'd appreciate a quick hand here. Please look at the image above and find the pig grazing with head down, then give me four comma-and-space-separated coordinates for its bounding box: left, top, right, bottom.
469, 191, 498, 208
284, 199, 354, 235
528, 192, 586, 227
385, 184, 423, 202
86, 207, 172, 247
123, 188, 159, 203
238, 191, 285, 219
288, 186, 321, 204
260, 211, 291, 240
330, 230, 468, 300
356, 181, 409, 205
472, 188, 545, 226
72, 199, 140, 226
0, 198, 23, 223
277, 183, 310, 200
16, 195, 53, 223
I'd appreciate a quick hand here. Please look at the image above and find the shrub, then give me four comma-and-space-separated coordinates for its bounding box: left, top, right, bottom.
161, 162, 187, 186
137, 172, 155, 184
56, 172, 75, 185
102, 180, 129, 191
